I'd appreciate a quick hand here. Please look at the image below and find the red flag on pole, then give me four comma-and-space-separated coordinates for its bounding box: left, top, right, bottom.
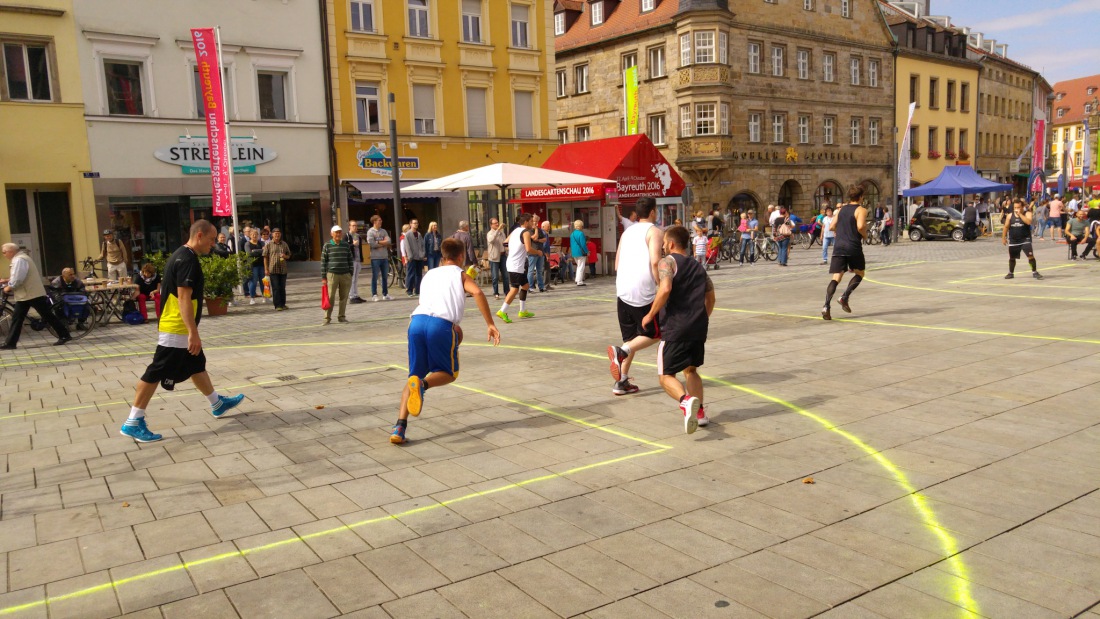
191, 28, 233, 217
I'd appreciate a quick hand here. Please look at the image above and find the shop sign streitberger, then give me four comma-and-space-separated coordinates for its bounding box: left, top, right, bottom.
154, 136, 278, 175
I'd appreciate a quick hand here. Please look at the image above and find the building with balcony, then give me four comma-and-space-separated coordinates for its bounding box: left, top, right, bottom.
0, 0, 98, 277
553, 0, 896, 218
1050, 74, 1100, 194
327, 0, 558, 238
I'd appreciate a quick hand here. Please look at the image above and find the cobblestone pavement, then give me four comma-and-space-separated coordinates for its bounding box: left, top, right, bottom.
1, 236, 1099, 618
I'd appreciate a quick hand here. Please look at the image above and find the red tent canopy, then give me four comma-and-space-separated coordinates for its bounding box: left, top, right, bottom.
540, 134, 686, 204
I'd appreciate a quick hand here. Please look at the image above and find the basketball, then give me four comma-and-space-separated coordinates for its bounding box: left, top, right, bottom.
454, 324, 463, 346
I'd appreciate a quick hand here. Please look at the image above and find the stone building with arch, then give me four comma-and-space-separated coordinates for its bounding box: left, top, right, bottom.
552, 0, 896, 220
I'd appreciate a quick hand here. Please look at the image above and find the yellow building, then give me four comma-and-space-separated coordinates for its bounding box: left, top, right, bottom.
883, 6, 979, 187
1050, 74, 1100, 193
325, 0, 558, 237
0, 0, 97, 277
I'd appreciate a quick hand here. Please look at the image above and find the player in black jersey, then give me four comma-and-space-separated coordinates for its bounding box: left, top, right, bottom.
1003, 198, 1043, 280
822, 185, 868, 320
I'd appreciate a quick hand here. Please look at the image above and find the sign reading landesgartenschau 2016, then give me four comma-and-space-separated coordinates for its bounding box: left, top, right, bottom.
154, 136, 277, 175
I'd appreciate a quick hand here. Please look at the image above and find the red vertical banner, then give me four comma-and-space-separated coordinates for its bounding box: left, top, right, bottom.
1031, 119, 1046, 174
191, 28, 233, 217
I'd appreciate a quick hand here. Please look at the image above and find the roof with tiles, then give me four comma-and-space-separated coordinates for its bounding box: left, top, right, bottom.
555, 0, 682, 53
1051, 74, 1100, 126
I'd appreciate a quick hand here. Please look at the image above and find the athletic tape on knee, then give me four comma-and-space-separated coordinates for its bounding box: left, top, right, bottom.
519, 288, 528, 301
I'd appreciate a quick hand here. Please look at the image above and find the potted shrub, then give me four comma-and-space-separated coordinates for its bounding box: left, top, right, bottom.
200, 254, 251, 316
945, 150, 957, 160
910, 149, 921, 159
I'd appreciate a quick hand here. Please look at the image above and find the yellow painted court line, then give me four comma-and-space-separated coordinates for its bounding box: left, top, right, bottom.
865, 276, 1100, 302
948, 262, 1080, 283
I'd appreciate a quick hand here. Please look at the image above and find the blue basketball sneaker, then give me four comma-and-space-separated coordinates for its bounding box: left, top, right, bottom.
211, 393, 245, 418
120, 419, 162, 443
390, 424, 407, 444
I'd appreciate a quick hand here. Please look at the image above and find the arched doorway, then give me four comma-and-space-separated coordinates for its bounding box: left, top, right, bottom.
860, 180, 881, 209
778, 180, 803, 216
728, 191, 761, 216
814, 180, 844, 210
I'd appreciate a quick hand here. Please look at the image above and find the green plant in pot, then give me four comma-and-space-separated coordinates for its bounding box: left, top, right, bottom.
199, 254, 251, 316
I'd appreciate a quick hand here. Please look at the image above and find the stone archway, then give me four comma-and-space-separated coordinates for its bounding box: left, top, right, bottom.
727, 191, 761, 216
814, 180, 844, 211
778, 179, 803, 217
860, 179, 881, 209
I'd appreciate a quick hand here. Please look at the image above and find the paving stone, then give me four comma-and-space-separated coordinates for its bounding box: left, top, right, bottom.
226, 569, 339, 619
547, 544, 659, 599
439, 572, 558, 619
110, 554, 197, 614
293, 517, 371, 560
637, 578, 769, 619
162, 590, 239, 619
693, 562, 830, 619
33, 504, 102, 544
589, 531, 707, 584
461, 518, 553, 564
584, 596, 674, 619
236, 528, 322, 578
734, 550, 867, 606
340, 508, 419, 548
356, 544, 451, 597
852, 583, 980, 619
0, 516, 36, 553
500, 557, 613, 616
134, 511, 220, 558
204, 503, 270, 542
181, 541, 258, 593
901, 568, 1064, 619
333, 475, 409, 510
58, 478, 112, 508
0, 586, 47, 619
304, 555, 396, 613
405, 529, 507, 581
249, 494, 316, 530
8, 539, 83, 589
500, 507, 596, 551
381, 590, 467, 619
206, 474, 266, 505
78, 527, 145, 572
291, 485, 360, 519
96, 496, 155, 531
144, 482, 221, 519
44, 570, 120, 619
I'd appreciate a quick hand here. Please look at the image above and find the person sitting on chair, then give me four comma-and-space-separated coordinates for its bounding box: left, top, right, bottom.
51, 268, 89, 329
135, 263, 161, 320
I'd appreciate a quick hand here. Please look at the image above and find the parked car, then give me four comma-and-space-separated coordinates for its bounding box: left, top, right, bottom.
908, 206, 966, 241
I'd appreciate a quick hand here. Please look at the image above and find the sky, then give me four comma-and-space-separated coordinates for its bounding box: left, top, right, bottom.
933, 0, 1100, 85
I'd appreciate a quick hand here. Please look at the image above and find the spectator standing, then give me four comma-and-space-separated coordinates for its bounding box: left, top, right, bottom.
245, 229, 265, 305
821, 206, 836, 264
963, 202, 979, 241
774, 207, 792, 266
485, 218, 509, 299
1, 243, 70, 348
880, 205, 893, 246
212, 233, 231, 258
1034, 200, 1049, 239
263, 228, 291, 311
402, 219, 426, 296
528, 217, 548, 293
692, 223, 708, 265
452, 221, 476, 267
347, 220, 365, 304
570, 220, 588, 286
539, 221, 554, 291
366, 215, 393, 301
739, 211, 758, 266
1049, 195, 1065, 239
97, 230, 129, 281
424, 221, 443, 270
321, 225, 353, 324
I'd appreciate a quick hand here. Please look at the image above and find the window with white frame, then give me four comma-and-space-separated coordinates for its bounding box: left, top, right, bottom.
591, 0, 604, 25
695, 103, 716, 135
869, 118, 879, 145
408, 0, 430, 37
771, 46, 784, 77
804, 0, 814, 9
642, 0, 656, 10
798, 114, 810, 143
466, 87, 487, 137
823, 115, 834, 144
719, 32, 728, 64
2, 41, 53, 102
350, 0, 375, 32
850, 57, 860, 86
104, 60, 145, 115
850, 117, 861, 145
694, 31, 715, 64
823, 53, 834, 82
680, 34, 691, 67
721, 103, 729, 134
841, 0, 850, 17
554, 12, 565, 36
511, 3, 530, 48
558, 129, 568, 143
748, 42, 761, 74
555, 70, 566, 97
772, 113, 785, 143
796, 49, 809, 80
648, 45, 665, 78
462, 0, 482, 43
868, 59, 879, 87
574, 64, 588, 93
257, 70, 287, 120
748, 112, 761, 143
193, 67, 232, 118
575, 125, 590, 142
514, 90, 534, 138
680, 104, 691, 137
354, 81, 381, 132
622, 52, 637, 72
413, 83, 436, 134
648, 113, 666, 145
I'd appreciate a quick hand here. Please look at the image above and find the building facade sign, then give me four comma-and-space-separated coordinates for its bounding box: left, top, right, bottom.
356, 146, 420, 177
520, 184, 605, 201
154, 136, 278, 175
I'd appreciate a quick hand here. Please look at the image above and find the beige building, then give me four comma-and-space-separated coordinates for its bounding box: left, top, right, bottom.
553, 0, 896, 218
1050, 74, 1100, 194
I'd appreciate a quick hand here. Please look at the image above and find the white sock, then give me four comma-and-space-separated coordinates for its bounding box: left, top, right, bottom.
519, 300, 526, 312
621, 344, 632, 355
205, 392, 220, 406
126, 407, 145, 422
500, 302, 509, 313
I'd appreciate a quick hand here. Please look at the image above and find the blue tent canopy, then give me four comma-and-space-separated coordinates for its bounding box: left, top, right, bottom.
902, 165, 1013, 197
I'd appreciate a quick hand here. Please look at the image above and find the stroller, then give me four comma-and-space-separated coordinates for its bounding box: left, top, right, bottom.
547, 251, 563, 283
704, 235, 722, 270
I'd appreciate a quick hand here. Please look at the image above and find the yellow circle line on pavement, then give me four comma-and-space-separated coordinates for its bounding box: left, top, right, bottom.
948, 262, 1081, 283
865, 275, 1100, 302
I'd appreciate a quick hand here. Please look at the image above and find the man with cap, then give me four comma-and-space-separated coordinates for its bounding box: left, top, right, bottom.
97, 229, 129, 280
321, 225, 353, 324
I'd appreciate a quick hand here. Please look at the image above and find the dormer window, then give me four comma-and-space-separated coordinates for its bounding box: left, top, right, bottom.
1057, 108, 1065, 118
554, 11, 565, 35
1056, 93, 1064, 100
591, 1, 604, 26
642, 0, 656, 10
1089, 87, 1097, 95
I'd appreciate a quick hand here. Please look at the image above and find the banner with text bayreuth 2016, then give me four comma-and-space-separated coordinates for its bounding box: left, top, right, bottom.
191, 28, 233, 217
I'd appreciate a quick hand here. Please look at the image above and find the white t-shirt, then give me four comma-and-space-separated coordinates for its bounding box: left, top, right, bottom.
769, 210, 781, 227
1067, 199, 1079, 213
616, 221, 657, 307
506, 226, 530, 273
693, 235, 708, 256
823, 215, 836, 239
412, 265, 465, 325
621, 217, 634, 230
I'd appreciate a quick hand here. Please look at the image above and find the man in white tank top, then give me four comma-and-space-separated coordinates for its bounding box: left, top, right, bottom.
391, 238, 501, 444
607, 197, 664, 396
496, 213, 542, 323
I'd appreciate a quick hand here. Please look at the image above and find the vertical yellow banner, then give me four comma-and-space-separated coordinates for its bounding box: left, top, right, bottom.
624, 65, 639, 135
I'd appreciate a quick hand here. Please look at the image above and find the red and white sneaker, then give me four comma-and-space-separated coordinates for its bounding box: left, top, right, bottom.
608, 345, 627, 381
697, 405, 709, 427
612, 378, 639, 396
680, 396, 699, 434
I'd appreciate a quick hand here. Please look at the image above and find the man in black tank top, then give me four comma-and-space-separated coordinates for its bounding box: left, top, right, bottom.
641, 226, 716, 435
1002, 198, 1043, 279
822, 185, 869, 320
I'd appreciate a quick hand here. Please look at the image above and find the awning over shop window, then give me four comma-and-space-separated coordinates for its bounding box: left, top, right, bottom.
345, 180, 454, 200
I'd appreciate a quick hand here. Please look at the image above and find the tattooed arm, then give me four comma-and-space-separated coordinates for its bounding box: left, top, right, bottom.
642, 255, 676, 329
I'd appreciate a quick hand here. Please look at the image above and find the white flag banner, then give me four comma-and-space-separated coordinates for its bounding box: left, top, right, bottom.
898, 102, 917, 192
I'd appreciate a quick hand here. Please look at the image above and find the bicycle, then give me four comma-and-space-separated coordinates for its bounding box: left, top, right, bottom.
1, 289, 99, 345
719, 234, 738, 263
388, 251, 406, 288
864, 221, 883, 246
793, 224, 812, 249
754, 235, 778, 262
80, 256, 106, 279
